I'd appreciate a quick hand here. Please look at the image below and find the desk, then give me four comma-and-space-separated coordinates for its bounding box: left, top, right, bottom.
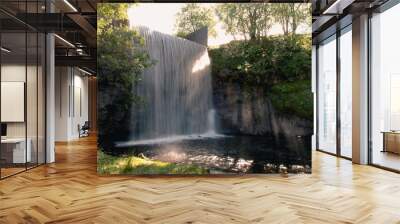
382, 131, 400, 154
1, 138, 31, 163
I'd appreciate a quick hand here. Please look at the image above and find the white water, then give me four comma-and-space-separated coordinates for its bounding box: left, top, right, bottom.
117, 132, 226, 147
119, 109, 224, 147
207, 109, 217, 135
123, 27, 219, 146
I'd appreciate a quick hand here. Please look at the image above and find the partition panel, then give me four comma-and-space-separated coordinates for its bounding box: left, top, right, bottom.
0, 1, 47, 179
0, 31, 28, 178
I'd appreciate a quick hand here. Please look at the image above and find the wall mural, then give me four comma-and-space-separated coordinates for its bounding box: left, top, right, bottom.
97, 3, 312, 175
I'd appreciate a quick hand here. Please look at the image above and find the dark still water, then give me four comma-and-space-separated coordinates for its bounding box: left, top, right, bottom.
117, 135, 311, 174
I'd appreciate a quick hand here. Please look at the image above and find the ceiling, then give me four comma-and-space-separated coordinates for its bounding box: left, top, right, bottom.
0, 0, 97, 74
312, 0, 390, 43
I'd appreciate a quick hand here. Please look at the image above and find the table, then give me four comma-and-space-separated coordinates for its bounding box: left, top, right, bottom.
1, 138, 31, 164
382, 131, 400, 154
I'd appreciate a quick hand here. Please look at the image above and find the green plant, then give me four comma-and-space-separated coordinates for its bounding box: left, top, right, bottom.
216, 3, 274, 41
174, 3, 217, 37
272, 3, 311, 35
97, 150, 209, 175
209, 34, 311, 87
269, 80, 313, 120
97, 3, 152, 154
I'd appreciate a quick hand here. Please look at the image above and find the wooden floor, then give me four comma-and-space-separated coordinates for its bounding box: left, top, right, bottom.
1, 167, 26, 178
372, 151, 400, 171
1, 136, 400, 224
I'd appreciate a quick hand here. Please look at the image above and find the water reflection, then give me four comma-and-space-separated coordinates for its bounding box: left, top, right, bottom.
118, 135, 311, 174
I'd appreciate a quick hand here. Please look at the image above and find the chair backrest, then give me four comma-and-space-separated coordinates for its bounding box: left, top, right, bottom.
82, 121, 90, 129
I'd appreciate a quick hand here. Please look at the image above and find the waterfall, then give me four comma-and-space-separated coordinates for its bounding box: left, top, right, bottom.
206, 109, 217, 135
128, 27, 216, 143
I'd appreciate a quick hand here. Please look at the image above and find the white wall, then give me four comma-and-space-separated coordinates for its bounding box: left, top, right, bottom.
55, 66, 70, 141
72, 72, 89, 138
1, 65, 41, 137
55, 67, 89, 141
1, 63, 46, 164
1, 65, 27, 139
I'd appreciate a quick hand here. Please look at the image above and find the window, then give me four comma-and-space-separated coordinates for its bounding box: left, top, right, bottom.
318, 35, 337, 154
370, 3, 400, 171
340, 26, 352, 158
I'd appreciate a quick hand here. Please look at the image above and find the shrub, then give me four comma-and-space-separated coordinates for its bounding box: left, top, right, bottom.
209, 34, 311, 87
269, 80, 313, 120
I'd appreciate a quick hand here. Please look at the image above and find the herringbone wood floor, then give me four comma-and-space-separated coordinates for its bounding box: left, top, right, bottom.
1, 135, 400, 224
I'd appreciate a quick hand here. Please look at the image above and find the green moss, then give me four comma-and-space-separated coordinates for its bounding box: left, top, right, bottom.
269, 80, 313, 120
97, 150, 209, 175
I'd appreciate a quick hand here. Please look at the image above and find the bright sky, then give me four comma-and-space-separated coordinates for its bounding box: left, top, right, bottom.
128, 3, 310, 47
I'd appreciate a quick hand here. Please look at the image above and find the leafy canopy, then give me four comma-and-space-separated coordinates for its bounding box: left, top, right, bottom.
209, 34, 311, 86
272, 3, 311, 35
216, 3, 273, 41
174, 3, 217, 38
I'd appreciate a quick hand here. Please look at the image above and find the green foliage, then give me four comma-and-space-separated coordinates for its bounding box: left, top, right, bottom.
272, 3, 311, 35
215, 3, 310, 39
97, 150, 209, 175
209, 34, 311, 87
97, 3, 152, 153
174, 3, 217, 38
216, 3, 273, 41
209, 34, 311, 120
269, 80, 313, 120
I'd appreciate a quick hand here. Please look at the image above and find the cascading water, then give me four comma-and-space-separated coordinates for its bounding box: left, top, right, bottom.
206, 109, 217, 135
123, 27, 217, 146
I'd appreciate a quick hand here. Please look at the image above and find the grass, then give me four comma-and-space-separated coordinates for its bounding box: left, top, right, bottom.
97, 150, 209, 175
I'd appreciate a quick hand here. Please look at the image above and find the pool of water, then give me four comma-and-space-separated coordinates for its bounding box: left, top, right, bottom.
117, 135, 311, 174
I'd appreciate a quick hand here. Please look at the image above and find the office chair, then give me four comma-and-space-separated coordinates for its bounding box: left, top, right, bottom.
79, 121, 90, 138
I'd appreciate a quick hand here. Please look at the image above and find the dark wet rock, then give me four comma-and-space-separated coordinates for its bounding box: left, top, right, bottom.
212, 82, 312, 137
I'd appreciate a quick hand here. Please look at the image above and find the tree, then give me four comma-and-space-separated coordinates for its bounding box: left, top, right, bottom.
174, 3, 217, 38
97, 3, 152, 153
272, 3, 311, 35
216, 3, 273, 41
